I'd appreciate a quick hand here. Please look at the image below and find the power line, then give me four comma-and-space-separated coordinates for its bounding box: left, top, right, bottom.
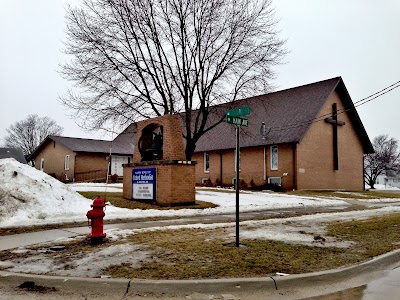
270, 80, 400, 132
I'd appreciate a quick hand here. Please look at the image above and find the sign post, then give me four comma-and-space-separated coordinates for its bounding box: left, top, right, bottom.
235, 125, 240, 247
226, 106, 250, 247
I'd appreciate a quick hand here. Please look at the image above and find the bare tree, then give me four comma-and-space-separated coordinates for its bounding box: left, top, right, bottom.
4, 115, 63, 159
364, 135, 400, 189
60, 0, 285, 160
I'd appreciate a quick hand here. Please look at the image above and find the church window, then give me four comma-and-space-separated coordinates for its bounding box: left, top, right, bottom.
271, 145, 278, 170
204, 152, 210, 173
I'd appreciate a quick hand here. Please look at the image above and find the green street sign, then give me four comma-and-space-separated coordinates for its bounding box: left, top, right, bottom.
226, 106, 251, 117
226, 115, 249, 127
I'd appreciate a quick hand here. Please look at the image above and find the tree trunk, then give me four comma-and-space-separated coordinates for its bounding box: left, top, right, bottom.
185, 140, 197, 161
369, 178, 375, 189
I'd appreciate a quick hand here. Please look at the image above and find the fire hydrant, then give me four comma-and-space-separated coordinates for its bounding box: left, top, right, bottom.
86, 196, 107, 242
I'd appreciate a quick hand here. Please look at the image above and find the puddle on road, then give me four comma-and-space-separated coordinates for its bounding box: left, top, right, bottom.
301, 266, 400, 300
303, 286, 366, 300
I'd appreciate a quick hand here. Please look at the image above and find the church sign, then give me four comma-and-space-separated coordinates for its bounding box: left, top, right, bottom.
132, 168, 156, 201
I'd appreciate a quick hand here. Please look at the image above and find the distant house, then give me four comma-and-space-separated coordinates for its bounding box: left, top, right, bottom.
376, 174, 400, 189
191, 77, 374, 191
0, 148, 27, 164
29, 125, 135, 182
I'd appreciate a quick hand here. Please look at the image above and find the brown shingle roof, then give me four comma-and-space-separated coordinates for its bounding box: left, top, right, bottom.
51, 135, 134, 155
49, 136, 113, 154
31, 134, 134, 158
194, 77, 374, 154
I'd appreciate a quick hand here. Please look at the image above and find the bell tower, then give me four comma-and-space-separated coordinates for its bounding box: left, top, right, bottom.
123, 115, 196, 206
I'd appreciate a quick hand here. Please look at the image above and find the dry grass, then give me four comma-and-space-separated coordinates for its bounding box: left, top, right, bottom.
104, 213, 400, 279
78, 191, 217, 210
2, 213, 400, 279
327, 212, 400, 258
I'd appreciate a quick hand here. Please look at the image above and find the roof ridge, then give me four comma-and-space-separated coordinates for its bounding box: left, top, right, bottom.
50, 135, 110, 142
237, 76, 342, 103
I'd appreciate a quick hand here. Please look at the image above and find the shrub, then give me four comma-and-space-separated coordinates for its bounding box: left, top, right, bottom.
249, 179, 256, 189
239, 179, 248, 190
111, 174, 119, 183
204, 178, 213, 187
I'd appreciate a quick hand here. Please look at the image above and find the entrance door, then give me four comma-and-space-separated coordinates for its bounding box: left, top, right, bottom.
111, 156, 130, 176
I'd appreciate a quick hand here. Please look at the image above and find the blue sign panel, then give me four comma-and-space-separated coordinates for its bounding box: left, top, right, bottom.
132, 168, 156, 202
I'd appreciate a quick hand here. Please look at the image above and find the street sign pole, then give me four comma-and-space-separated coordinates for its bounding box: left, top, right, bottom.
235, 125, 240, 248
226, 106, 250, 248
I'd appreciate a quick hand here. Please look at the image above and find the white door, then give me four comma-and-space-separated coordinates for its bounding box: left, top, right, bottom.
111, 156, 129, 176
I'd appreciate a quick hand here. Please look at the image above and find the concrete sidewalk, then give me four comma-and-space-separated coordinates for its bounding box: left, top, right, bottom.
0, 217, 203, 251
0, 204, 356, 251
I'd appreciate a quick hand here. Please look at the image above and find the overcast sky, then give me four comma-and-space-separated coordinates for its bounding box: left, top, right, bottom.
1, 0, 399, 144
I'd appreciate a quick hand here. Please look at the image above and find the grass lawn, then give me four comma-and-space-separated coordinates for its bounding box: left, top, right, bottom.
78, 191, 217, 210
103, 212, 400, 279
2, 210, 399, 279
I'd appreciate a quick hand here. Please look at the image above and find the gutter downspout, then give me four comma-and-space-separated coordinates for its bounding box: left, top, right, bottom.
292, 143, 297, 190
220, 151, 223, 185
73, 153, 77, 182
263, 146, 267, 181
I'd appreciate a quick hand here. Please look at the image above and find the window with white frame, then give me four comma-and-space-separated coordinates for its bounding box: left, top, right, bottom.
204, 152, 209, 173
268, 177, 281, 186
270, 145, 278, 170
65, 155, 70, 170
40, 158, 44, 171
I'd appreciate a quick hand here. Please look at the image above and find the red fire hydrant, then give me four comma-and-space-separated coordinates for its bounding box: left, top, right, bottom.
86, 196, 107, 242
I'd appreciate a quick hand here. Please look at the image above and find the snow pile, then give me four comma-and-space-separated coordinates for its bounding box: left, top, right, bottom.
0, 158, 94, 227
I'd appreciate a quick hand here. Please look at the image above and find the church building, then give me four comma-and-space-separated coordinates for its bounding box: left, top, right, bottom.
192, 77, 374, 191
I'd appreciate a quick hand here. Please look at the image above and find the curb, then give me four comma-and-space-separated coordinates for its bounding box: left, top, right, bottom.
1, 249, 400, 298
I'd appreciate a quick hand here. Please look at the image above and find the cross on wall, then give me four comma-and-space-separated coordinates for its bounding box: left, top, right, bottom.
324, 103, 345, 170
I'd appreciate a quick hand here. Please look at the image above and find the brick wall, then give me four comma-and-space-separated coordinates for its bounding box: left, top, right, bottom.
133, 115, 186, 162
296, 90, 364, 191
34, 140, 75, 180
33, 139, 110, 182
194, 144, 295, 190
123, 162, 196, 205
74, 153, 109, 174
124, 115, 196, 205
74, 153, 109, 182
193, 91, 365, 191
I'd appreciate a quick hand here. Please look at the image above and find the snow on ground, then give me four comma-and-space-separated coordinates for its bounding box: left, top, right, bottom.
68, 182, 123, 193
0, 158, 354, 228
366, 184, 400, 190
0, 242, 149, 277
3, 205, 400, 278
3, 159, 400, 277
